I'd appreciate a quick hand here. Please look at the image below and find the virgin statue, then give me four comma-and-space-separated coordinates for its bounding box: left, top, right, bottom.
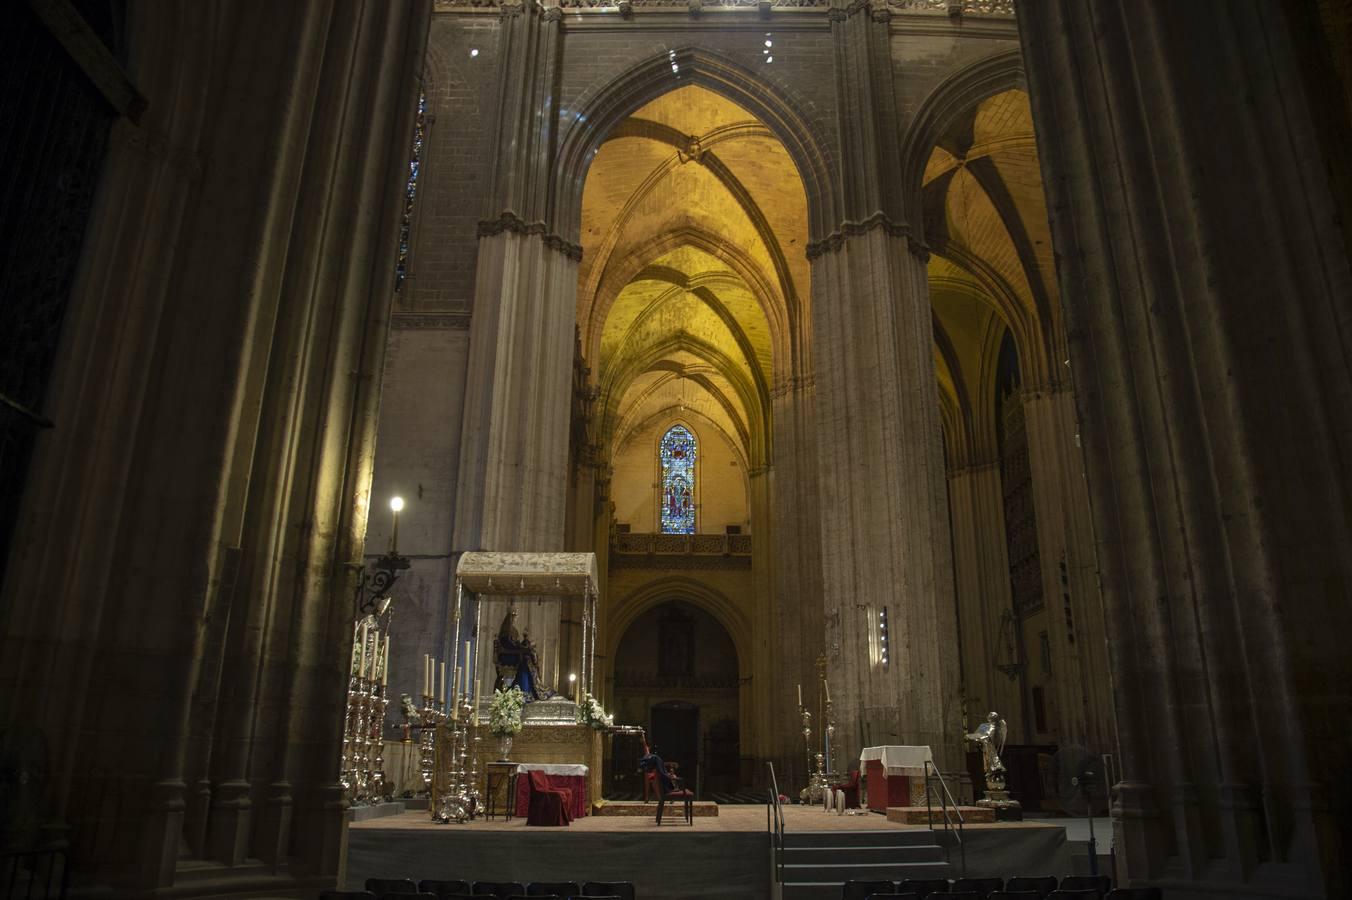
493, 607, 551, 700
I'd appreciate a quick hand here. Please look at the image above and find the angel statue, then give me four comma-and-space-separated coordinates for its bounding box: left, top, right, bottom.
965, 711, 1008, 792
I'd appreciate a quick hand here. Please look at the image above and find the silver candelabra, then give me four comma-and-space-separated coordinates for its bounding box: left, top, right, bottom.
341, 617, 391, 805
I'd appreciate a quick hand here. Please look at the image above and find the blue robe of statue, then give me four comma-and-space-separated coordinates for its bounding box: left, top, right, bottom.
493, 608, 548, 699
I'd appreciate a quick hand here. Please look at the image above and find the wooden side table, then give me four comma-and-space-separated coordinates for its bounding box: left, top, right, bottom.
484, 761, 519, 820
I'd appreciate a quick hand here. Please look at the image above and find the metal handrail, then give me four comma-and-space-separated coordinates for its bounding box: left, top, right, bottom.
924, 759, 966, 877
766, 761, 786, 889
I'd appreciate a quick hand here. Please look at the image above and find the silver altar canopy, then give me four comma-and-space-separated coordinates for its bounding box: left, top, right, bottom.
453, 552, 600, 699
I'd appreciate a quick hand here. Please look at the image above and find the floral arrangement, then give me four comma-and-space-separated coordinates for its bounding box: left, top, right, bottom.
575, 691, 614, 730
488, 686, 526, 736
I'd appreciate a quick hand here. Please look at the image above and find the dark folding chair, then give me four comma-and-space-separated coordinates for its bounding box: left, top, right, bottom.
367, 881, 418, 895
844, 881, 898, 900
1106, 891, 1162, 900
527, 884, 579, 897
990, 893, 1043, 900
898, 878, 951, 898
321, 893, 374, 900
953, 878, 1004, 897
419, 882, 471, 897
580, 884, 634, 900
1060, 877, 1111, 895
1046, 892, 1102, 900
1005, 877, 1059, 898
473, 885, 526, 899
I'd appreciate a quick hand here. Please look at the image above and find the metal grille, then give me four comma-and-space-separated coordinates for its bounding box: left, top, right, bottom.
0, 3, 121, 587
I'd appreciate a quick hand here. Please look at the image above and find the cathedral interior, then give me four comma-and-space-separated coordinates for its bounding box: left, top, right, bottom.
0, 1, 1349, 898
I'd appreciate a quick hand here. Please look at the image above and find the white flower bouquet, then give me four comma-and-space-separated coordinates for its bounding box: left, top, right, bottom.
488, 686, 526, 735
576, 691, 614, 730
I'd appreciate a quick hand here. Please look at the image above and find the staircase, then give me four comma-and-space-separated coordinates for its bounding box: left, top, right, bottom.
776, 828, 952, 900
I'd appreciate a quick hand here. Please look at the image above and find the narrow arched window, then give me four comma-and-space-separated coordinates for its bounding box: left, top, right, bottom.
659, 424, 697, 534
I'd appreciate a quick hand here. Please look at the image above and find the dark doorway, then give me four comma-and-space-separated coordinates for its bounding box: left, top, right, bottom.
651, 701, 699, 794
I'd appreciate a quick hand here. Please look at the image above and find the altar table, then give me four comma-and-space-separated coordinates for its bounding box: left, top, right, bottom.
514, 763, 590, 820
860, 745, 932, 812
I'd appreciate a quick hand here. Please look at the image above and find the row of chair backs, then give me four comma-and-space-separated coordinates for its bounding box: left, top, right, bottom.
346, 880, 634, 900
864, 893, 1111, 900
326, 893, 622, 900
844, 875, 1158, 900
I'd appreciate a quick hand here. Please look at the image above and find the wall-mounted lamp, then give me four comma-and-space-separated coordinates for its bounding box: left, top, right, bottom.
355, 496, 411, 617
879, 606, 889, 667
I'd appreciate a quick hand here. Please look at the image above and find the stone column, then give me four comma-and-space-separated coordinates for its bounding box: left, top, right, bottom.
1019, 1, 1352, 894
1021, 386, 1114, 751
453, 0, 577, 700
813, 0, 963, 772
0, 0, 431, 890
770, 381, 826, 784
946, 460, 1023, 740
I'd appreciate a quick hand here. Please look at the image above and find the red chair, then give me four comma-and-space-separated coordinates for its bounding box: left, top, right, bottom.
525, 769, 572, 826
831, 769, 861, 809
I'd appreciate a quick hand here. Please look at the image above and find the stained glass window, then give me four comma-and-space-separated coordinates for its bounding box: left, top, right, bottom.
659, 425, 697, 534
394, 90, 426, 292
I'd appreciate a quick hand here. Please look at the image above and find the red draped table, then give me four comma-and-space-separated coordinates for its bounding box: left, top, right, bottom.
513, 763, 589, 820
860, 745, 933, 812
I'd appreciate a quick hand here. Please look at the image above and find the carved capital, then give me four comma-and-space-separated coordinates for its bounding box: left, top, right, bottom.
478, 211, 583, 261
805, 212, 910, 259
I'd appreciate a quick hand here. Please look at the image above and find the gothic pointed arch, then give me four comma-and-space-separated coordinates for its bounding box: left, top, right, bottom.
553, 47, 838, 243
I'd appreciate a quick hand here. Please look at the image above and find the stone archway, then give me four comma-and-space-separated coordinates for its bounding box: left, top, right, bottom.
608, 598, 743, 798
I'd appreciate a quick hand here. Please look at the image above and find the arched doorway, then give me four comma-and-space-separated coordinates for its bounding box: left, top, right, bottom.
609, 600, 740, 798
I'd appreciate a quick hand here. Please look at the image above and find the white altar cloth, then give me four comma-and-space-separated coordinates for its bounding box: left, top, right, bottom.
860, 745, 933, 775
515, 762, 589, 777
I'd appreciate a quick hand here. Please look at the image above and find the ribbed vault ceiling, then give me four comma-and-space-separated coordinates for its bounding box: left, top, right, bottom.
925, 88, 1060, 463
579, 85, 808, 468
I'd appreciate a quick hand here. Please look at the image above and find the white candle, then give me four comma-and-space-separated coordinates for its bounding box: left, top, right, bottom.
464, 640, 473, 695
797, 683, 802, 707
439, 660, 447, 705
453, 666, 462, 715
382, 635, 390, 687
824, 678, 830, 704
357, 622, 369, 680
423, 654, 430, 697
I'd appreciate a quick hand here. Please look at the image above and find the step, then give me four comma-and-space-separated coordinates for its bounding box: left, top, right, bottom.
781, 860, 952, 883
781, 845, 945, 865
781, 829, 938, 849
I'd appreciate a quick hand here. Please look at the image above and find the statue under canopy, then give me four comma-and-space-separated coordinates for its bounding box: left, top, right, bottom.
493, 606, 551, 700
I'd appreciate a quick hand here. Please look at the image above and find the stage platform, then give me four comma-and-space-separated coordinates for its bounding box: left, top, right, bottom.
345, 805, 1071, 900
594, 800, 719, 817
